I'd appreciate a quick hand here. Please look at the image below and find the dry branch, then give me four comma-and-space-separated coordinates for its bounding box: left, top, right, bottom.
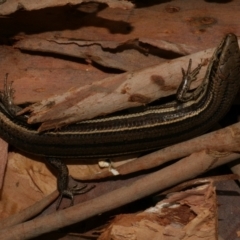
0, 149, 239, 239
160, 174, 239, 195
87, 121, 240, 179
19, 46, 213, 131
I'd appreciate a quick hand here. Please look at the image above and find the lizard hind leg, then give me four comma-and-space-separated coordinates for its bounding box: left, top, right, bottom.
46, 157, 94, 209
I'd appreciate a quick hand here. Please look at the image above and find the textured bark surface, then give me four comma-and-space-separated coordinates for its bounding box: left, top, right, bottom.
99, 183, 217, 240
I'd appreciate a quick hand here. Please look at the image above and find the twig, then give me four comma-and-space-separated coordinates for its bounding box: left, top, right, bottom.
91, 121, 240, 179
160, 174, 240, 195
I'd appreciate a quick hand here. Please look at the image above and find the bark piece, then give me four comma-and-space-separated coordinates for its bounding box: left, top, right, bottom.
0, 46, 110, 104
0, 0, 134, 15
19, 45, 215, 131
15, 38, 166, 71
99, 182, 217, 240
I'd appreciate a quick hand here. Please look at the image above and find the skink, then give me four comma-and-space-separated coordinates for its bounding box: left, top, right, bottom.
0, 33, 240, 204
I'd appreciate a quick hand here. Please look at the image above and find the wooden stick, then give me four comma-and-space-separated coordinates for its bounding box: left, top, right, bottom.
90, 121, 240, 179
18, 46, 214, 131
